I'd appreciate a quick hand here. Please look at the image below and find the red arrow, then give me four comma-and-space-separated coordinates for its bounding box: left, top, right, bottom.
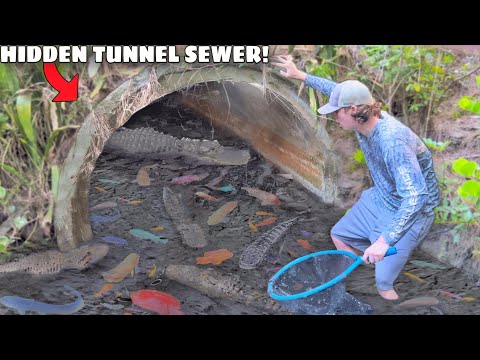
43, 62, 79, 102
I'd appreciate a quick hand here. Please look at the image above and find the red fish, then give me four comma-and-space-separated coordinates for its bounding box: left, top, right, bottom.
130, 290, 184, 315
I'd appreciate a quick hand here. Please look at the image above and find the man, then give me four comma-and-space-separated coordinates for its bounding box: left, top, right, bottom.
272, 55, 440, 300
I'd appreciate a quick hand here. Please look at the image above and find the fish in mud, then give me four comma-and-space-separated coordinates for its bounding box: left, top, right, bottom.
164, 264, 286, 314
239, 218, 298, 270
241, 187, 281, 205
0, 285, 84, 315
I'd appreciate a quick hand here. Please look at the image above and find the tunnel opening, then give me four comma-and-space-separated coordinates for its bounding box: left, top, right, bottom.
55, 65, 338, 252
86, 84, 345, 314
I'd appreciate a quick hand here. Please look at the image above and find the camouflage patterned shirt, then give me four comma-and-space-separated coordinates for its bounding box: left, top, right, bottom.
305, 74, 440, 246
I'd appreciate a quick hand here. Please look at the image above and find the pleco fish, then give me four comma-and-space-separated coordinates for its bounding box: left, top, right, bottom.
164, 264, 285, 313
239, 218, 298, 270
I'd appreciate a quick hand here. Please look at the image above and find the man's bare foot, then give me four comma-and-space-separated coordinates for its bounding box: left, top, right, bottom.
378, 289, 399, 300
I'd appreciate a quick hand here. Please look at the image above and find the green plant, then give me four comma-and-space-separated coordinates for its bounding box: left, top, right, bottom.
0, 236, 15, 254
0, 56, 102, 252
353, 149, 366, 164
457, 76, 480, 115
422, 138, 450, 152
353, 46, 462, 135
435, 157, 480, 247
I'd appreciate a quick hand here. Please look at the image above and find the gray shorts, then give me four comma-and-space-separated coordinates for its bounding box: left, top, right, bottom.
330, 188, 435, 290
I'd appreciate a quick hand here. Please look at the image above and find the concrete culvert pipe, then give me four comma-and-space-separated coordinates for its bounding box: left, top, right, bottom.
54, 63, 338, 251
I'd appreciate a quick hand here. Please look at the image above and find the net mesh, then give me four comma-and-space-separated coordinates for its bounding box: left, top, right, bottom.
271, 253, 373, 315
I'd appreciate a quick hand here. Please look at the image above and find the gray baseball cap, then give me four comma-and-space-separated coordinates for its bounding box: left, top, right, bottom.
318, 80, 374, 115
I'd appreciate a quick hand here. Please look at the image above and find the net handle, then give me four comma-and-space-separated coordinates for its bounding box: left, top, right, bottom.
267, 247, 397, 301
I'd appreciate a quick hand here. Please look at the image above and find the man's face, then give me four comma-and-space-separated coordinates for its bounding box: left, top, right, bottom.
331, 106, 358, 130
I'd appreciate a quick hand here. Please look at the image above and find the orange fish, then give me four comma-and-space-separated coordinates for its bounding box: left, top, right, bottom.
172, 173, 209, 185
287, 250, 298, 258
297, 239, 313, 252
196, 249, 234, 265
254, 216, 278, 228
95, 186, 108, 192
195, 192, 220, 202
255, 211, 274, 216
207, 201, 238, 225
102, 253, 140, 283
150, 226, 165, 231
130, 290, 184, 315
94, 283, 113, 298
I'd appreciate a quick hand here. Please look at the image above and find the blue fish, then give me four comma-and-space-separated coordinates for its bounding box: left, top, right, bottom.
89, 208, 121, 223
129, 229, 168, 244
217, 185, 236, 192
0, 285, 84, 315
300, 230, 313, 238
101, 235, 128, 246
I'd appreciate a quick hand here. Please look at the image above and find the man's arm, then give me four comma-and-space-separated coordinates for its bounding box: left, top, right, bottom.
381, 144, 429, 246
272, 55, 337, 97
304, 74, 337, 98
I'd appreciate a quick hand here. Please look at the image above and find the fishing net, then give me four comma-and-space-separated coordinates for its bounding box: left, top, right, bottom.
270, 253, 373, 315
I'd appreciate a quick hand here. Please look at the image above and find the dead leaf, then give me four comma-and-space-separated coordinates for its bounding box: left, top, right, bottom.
248, 217, 258, 232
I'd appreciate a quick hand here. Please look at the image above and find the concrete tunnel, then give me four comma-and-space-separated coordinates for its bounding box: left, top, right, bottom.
54, 63, 339, 251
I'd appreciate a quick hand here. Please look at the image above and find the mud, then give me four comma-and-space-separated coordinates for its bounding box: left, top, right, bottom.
1, 94, 480, 315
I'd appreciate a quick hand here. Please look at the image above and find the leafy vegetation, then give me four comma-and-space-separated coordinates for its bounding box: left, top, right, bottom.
0, 54, 144, 254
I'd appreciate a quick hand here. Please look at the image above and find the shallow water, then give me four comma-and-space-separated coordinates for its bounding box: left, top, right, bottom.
1, 98, 480, 315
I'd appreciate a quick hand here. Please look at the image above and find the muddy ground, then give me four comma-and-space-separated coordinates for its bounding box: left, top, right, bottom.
1, 96, 480, 315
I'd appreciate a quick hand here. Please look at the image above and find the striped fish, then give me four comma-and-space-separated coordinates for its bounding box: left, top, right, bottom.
239, 218, 298, 270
